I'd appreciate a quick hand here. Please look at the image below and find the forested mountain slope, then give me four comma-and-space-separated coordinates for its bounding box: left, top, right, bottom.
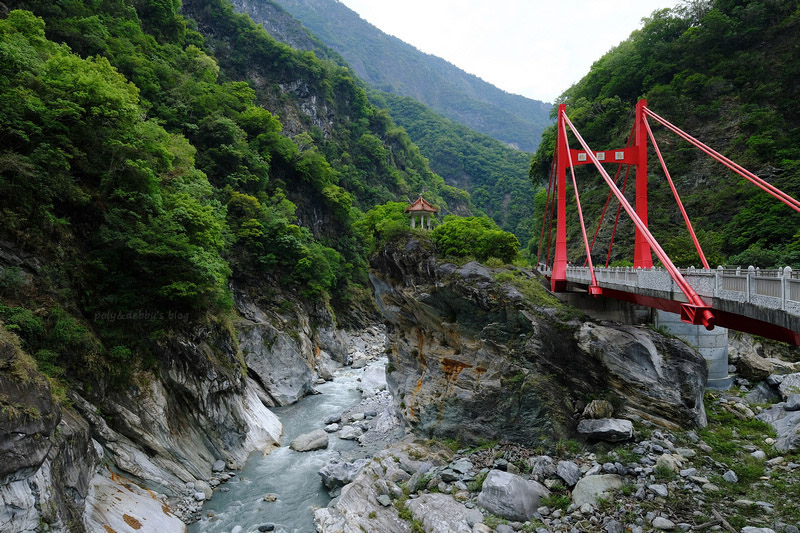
261, 0, 552, 153
531, 1, 800, 268
230, 0, 536, 243
370, 91, 535, 243
0, 0, 473, 387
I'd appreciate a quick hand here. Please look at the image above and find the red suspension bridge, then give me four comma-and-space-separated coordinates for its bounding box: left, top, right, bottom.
536, 100, 800, 345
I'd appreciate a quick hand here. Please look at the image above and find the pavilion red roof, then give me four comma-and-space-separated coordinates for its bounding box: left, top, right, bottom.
404, 196, 438, 213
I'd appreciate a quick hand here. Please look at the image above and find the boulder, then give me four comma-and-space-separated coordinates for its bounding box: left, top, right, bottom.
406, 493, 483, 533
338, 425, 363, 440
738, 350, 774, 382
358, 364, 387, 397
779, 373, 800, 400
318, 459, 368, 489
582, 399, 614, 419
786, 394, 800, 411
556, 460, 581, 487
476, 469, 549, 521
571, 474, 624, 507
744, 382, 781, 405
290, 429, 329, 452
529, 455, 557, 481
577, 418, 633, 442
755, 404, 800, 452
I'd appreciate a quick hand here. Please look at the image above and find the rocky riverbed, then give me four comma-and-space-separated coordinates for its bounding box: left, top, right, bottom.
314, 371, 800, 533
187, 325, 406, 533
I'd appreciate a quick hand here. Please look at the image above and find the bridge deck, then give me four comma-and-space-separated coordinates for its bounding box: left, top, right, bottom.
539, 265, 800, 345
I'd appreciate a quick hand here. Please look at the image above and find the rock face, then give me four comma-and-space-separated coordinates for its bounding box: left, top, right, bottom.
370, 237, 708, 445
0, 329, 99, 533
477, 469, 549, 521
234, 284, 347, 405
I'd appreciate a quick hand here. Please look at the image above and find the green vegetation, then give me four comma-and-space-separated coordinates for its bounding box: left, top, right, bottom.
371, 92, 536, 243
432, 216, 520, 264
530, 0, 800, 267
541, 492, 571, 512
267, 0, 551, 153
0, 0, 477, 386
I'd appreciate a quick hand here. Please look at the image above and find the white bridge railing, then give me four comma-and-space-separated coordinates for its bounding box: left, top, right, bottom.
538, 264, 800, 317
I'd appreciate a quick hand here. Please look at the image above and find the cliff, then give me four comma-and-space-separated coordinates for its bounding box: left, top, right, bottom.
370, 236, 708, 445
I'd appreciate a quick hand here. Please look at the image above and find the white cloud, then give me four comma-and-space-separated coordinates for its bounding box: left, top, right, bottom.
338, 0, 678, 102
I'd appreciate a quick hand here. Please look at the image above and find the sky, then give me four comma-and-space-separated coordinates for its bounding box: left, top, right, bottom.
338, 0, 680, 103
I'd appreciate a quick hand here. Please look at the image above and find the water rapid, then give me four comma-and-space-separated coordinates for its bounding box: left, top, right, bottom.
189, 362, 378, 533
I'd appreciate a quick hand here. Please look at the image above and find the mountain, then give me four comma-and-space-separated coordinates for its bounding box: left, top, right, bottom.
230, 0, 538, 244
530, 1, 800, 268
261, 0, 552, 153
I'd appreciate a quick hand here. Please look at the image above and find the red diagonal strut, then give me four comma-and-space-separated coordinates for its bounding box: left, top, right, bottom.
561, 110, 715, 329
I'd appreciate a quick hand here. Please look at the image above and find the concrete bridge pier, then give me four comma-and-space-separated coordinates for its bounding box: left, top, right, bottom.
655, 310, 733, 390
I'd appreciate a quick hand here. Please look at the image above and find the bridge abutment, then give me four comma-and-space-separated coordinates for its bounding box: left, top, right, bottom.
554, 291, 732, 390
655, 310, 732, 390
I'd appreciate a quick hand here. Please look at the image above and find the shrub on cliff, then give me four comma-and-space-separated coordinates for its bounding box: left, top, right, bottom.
432, 216, 520, 264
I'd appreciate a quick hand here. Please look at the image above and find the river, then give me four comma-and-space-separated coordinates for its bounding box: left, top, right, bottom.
188, 361, 381, 533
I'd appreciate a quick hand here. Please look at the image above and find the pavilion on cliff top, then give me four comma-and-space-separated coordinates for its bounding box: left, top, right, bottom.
404, 195, 438, 230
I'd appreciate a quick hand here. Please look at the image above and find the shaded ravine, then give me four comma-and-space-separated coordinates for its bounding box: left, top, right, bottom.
189, 362, 380, 533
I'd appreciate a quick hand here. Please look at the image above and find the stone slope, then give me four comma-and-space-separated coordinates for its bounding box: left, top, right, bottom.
370, 236, 707, 446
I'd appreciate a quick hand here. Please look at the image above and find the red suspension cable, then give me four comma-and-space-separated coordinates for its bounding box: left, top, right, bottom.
585, 123, 637, 266
644, 116, 710, 269
644, 107, 800, 213
606, 167, 630, 267
561, 112, 600, 291
537, 154, 557, 267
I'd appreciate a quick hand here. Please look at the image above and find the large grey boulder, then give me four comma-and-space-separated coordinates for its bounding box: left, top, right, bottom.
571, 474, 625, 507
744, 382, 781, 405
755, 404, 800, 452
779, 373, 800, 400
556, 460, 581, 487
290, 429, 329, 452
318, 459, 368, 489
358, 364, 387, 397
406, 493, 483, 533
737, 350, 774, 381
577, 418, 634, 442
476, 469, 549, 521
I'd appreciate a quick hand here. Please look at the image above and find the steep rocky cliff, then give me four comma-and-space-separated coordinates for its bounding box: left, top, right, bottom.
370, 236, 708, 445
0, 244, 355, 532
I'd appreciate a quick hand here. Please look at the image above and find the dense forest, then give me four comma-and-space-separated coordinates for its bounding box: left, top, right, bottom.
369, 91, 535, 244
229, 0, 539, 244
264, 0, 552, 153
0, 0, 478, 386
530, 0, 800, 269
